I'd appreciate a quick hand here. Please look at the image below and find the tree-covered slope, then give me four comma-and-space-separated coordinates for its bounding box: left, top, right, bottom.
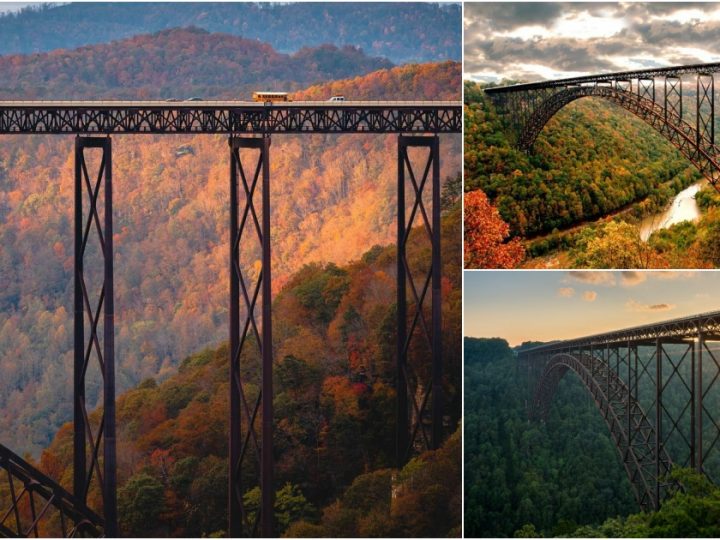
566, 469, 720, 538
0, 2, 460, 63
30, 204, 461, 537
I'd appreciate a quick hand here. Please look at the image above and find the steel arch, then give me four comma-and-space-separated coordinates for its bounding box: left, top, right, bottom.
514, 86, 720, 184
533, 352, 673, 511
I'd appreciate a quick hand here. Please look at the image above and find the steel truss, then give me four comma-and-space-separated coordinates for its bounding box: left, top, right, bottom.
228, 136, 273, 537
0, 103, 461, 135
485, 63, 720, 184
396, 135, 443, 464
73, 137, 117, 537
520, 310, 720, 511
0, 444, 103, 537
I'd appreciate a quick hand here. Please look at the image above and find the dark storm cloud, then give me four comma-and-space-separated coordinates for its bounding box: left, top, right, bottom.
631, 19, 720, 47
472, 36, 622, 72
464, 2, 720, 82
464, 2, 564, 31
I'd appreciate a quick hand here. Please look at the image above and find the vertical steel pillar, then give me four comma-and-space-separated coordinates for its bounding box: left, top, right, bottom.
73, 139, 85, 507
627, 341, 632, 455
655, 338, 662, 510
73, 136, 116, 536
229, 135, 273, 537
697, 328, 704, 472
690, 340, 696, 470
396, 134, 442, 466
396, 137, 408, 467
430, 135, 442, 449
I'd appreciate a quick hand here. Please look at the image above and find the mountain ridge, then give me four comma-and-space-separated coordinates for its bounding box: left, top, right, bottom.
0, 2, 460, 64
0, 26, 395, 100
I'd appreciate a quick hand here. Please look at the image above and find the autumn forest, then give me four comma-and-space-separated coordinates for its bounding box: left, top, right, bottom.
0, 3, 461, 537
464, 80, 720, 269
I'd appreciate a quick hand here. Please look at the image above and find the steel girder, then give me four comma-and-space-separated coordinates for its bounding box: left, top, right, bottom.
0, 444, 103, 537
73, 137, 116, 536
397, 135, 443, 465
486, 65, 720, 185
228, 136, 273, 537
0, 104, 462, 134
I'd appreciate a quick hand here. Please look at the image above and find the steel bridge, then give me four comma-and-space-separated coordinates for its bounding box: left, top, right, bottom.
0, 100, 461, 537
519, 310, 720, 512
485, 62, 720, 185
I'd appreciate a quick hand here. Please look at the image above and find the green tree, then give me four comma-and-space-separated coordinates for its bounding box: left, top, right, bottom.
118, 473, 166, 536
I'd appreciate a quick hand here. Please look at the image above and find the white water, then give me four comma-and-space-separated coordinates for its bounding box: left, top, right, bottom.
639, 181, 706, 241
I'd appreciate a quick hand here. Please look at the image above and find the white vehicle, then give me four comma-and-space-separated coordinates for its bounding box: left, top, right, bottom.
328, 95, 346, 102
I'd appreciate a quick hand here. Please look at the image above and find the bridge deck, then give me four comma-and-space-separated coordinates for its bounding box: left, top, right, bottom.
520, 309, 720, 355
0, 100, 460, 107
0, 100, 462, 134
485, 61, 720, 93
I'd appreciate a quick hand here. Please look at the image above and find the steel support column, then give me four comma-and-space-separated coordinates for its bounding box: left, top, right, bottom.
397, 135, 442, 466
73, 136, 116, 536
655, 338, 663, 510
229, 135, 273, 537
697, 329, 704, 472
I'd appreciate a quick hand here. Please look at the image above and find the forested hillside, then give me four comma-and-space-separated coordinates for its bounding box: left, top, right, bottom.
0, 35, 461, 455
464, 337, 636, 537
0, 27, 394, 100
463, 81, 719, 269
465, 337, 720, 537
0, 2, 460, 63
33, 202, 462, 537
566, 469, 720, 538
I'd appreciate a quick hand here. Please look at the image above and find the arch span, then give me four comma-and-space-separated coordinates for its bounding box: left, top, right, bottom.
514, 86, 720, 184
533, 352, 673, 511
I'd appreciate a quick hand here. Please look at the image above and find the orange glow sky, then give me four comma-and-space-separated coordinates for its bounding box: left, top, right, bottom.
464, 270, 720, 346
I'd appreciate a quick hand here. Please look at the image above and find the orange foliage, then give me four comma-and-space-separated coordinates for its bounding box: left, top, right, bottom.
464, 189, 525, 268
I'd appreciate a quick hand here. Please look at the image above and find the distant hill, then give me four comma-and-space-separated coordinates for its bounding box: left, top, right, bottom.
0, 2, 461, 63
294, 61, 460, 101
0, 27, 394, 100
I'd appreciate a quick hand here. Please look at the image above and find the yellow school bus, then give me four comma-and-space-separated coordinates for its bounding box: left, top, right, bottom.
252, 92, 291, 103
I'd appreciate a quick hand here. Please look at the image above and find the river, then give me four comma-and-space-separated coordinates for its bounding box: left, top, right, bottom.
639, 180, 706, 241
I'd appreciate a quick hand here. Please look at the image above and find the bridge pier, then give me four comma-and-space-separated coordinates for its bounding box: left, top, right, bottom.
396, 134, 442, 466
73, 136, 117, 536
228, 135, 274, 537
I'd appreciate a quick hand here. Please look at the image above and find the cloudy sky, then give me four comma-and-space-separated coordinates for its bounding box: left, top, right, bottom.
464, 271, 718, 346
465, 2, 720, 83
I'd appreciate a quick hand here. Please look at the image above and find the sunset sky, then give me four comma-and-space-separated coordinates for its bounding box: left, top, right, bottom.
464, 271, 720, 346
464, 2, 720, 82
